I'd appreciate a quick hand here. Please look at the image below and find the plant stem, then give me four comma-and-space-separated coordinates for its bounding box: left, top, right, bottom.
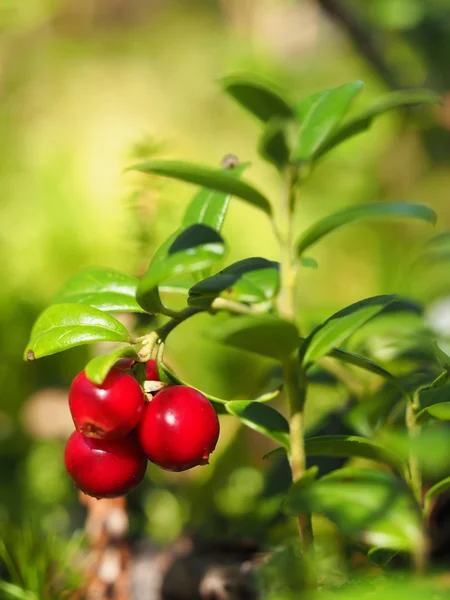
406, 391, 422, 506
277, 167, 314, 556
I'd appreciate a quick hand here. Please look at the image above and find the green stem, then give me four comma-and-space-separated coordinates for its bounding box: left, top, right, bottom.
276, 167, 314, 557
406, 391, 422, 506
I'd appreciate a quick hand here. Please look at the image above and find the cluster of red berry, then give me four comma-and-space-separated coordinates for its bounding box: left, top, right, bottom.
64, 360, 220, 499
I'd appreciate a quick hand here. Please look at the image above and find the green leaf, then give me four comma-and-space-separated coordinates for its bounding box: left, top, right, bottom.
220, 74, 293, 123
85, 347, 139, 385
424, 476, 450, 514
296, 202, 437, 256
258, 119, 290, 170
53, 267, 143, 313
284, 467, 423, 552
182, 163, 249, 232
328, 348, 407, 395
225, 400, 290, 448
293, 81, 363, 161
128, 160, 272, 216
24, 304, 131, 360
157, 361, 281, 406
301, 256, 318, 269
304, 435, 404, 471
137, 224, 226, 313
301, 295, 397, 366
210, 315, 299, 361
416, 401, 450, 424
318, 88, 440, 159
188, 257, 279, 309
283, 467, 319, 512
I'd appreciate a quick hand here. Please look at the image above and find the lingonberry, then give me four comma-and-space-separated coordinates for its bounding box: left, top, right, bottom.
145, 359, 160, 381
69, 369, 144, 439
137, 385, 220, 472
64, 431, 147, 498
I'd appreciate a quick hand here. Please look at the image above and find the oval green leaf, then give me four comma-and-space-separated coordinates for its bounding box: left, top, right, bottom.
318, 88, 440, 159
128, 160, 272, 216
296, 202, 436, 256
85, 346, 139, 385
220, 74, 293, 123
210, 315, 299, 361
301, 295, 397, 366
258, 119, 290, 170
416, 401, 450, 424
188, 257, 279, 309
24, 304, 131, 360
424, 476, 450, 514
53, 267, 143, 313
137, 224, 226, 313
293, 81, 363, 162
182, 162, 249, 232
284, 467, 423, 553
225, 400, 290, 448
304, 435, 404, 471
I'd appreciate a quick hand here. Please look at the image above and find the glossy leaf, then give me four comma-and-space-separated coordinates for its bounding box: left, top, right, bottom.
85, 347, 139, 385
221, 74, 293, 123
225, 400, 290, 448
128, 160, 272, 216
210, 315, 299, 361
318, 89, 440, 159
137, 224, 226, 313
283, 467, 319, 512
258, 119, 290, 170
296, 202, 437, 256
284, 467, 423, 552
53, 267, 143, 313
157, 361, 281, 406
424, 476, 450, 513
416, 401, 450, 424
182, 162, 249, 232
188, 257, 279, 308
24, 304, 131, 360
301, 295, 397, 366
328, 348, 407, 396
293, 81, 363, 161
304, 435, 404, 471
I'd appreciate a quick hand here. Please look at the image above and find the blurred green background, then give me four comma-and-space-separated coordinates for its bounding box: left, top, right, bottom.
1, 0, 450, 585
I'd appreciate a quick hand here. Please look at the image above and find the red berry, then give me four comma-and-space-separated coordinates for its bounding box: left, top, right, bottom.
69, 369, 144, 440
137, 385, 220, 472
64, 431, 147, 498
145, 359, 160, 381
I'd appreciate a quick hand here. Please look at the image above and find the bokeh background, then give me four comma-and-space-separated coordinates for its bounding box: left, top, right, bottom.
1, 0, 450, 591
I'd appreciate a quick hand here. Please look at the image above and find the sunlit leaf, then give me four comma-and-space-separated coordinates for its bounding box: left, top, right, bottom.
226, 400, 290, 447
293, 81, 363, 161
258, 119, 290, 170
24, 304, 131, 360
318, 89, 440, 158
182, 162, 249, 232
85, 346, 139, 385
304, 435, 404, 471
284, 467, 423, 552
416, 401, 450, 424
424, 476, 450, 513
296, 202, 437, 256
301, 295, 397, 366
137, 224, 226, 313
188, 257, 279, 308
221, 74, 293, 122
128, 160, 272, 215
53, 267, 143, 313
210, 315, 299, 361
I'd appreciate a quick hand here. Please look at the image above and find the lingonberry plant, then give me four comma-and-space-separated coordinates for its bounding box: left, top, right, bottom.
25, 75, 449, 579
